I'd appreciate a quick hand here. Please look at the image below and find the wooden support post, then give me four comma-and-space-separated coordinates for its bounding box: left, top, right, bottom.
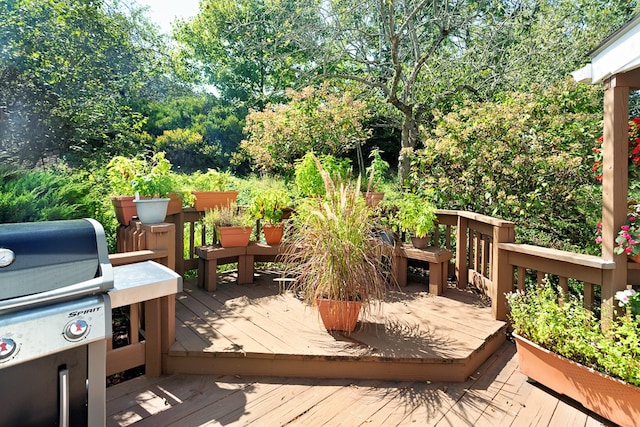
144, 298, 162, 377
492, 221, 515, 321
142, 223, 176, 270
601, 80, 630, 328
456, 215, 469, 289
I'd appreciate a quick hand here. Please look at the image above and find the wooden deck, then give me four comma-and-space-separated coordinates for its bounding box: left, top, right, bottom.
106, 339, 615, 426
164, 270, 506, 382
106, 269, 615, 426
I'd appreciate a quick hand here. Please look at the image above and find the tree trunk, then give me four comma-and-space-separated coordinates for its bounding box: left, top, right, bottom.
397, 110, 418, 187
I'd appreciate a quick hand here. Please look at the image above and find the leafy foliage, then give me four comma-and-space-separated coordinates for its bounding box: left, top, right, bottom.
294, 152, 352, 198
409, 80, 603, 251
0, 0, 171, 166
241, 85, 371, 175
0, 164, 102, 223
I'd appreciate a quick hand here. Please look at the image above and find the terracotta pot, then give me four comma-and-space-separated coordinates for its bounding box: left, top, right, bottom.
629, 253, 640, 263
133, 198, 170, 224
192, 191, 238, 211
166, 192, 183, 216
363, 191, 384, 208
110, 196, 137, 226
219, 226, 253, 247
410, 236, 430, 249
263, 223, 284, 245
316, 299, 362, 333
514, 333, 640, 427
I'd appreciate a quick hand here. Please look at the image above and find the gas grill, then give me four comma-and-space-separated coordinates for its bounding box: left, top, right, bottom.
0, 219, 113, 426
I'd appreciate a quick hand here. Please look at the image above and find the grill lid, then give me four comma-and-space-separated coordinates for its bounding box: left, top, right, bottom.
0, 219, 113, 311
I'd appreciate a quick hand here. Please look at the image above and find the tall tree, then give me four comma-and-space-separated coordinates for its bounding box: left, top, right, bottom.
307, 0, 633, 185
172, 0, 322, 110
0, 0, 171, 166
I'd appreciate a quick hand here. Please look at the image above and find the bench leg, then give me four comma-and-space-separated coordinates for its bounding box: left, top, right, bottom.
204, 258, 218, 291
393, 255, 408, 287
238, 254, 254, 285
429, 262, 445, 295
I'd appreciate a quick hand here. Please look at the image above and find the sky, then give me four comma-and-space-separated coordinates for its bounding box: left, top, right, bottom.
134, 0, 200, 34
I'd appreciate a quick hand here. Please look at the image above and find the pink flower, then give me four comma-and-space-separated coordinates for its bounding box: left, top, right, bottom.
622, 225, 631, 231
625, 247, 633, 253
595, 236, 603, 243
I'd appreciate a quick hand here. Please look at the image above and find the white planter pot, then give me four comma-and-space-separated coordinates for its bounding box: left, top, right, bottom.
133, 198, 170, 224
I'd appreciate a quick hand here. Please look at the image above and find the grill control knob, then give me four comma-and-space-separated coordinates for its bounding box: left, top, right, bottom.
0, 338, 17, 361
64, 320, 89, 341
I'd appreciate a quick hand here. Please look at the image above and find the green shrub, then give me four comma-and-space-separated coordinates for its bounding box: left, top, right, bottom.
410, 79, 603, 252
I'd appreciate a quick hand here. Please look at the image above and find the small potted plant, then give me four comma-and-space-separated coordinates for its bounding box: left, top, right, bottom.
203, 202, 254, 247
130, 152, 175, 224
363, 148, 390, 207
106, 155, 145, 225
386, 191, 437, 249
507, 283, 640, 427
282, 156, 394, 333
190, 169, 238, 211
249, 189, 292, 245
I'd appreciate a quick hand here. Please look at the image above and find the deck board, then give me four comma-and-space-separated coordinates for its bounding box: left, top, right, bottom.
106, 269, 616, 426
167, 271, 507, 381
107, 341, 615, 426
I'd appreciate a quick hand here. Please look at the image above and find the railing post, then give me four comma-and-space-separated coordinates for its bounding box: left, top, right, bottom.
492, 221, 515, 321
166, 210, 185, 275
601, 81, 630, 329
456, 215, 468, 289
141, 223, 175, 270
140, 223, 176, 372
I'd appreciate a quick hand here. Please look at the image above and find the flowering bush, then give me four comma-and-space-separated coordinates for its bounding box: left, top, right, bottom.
592, 117, 640, 183
616, 288, 640, 317
595, 204, 640, 256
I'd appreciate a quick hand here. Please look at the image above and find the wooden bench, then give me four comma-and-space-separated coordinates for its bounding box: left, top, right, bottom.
197, 242, 452, 296
239, 242, 282, 285
392, 244, 452, 295
196, 245, 247, 291
197, 242, 284, 290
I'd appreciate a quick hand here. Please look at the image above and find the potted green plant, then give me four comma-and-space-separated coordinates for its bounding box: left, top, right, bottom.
282, 157, 393, 333
249, 189, 292, 245
203, 202, 254, 247
130, 152, 175, 224
106, 155, 145, 225
363, 148, 390, 207
507, 284, 640, 427
190, 169, 238, 211
387, 191, 437, 249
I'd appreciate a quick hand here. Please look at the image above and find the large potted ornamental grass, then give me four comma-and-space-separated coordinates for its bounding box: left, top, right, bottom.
281, 157, 394, 333
507, 283, 640, 427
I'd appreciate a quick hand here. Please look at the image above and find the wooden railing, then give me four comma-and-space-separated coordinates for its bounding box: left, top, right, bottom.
123, 207, 629, 326
434, 210, 516, 320
108, 222, 176, 377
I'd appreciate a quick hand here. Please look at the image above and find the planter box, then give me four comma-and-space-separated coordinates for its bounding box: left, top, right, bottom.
514, 333, 640, 427
192, 191, 238, 211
